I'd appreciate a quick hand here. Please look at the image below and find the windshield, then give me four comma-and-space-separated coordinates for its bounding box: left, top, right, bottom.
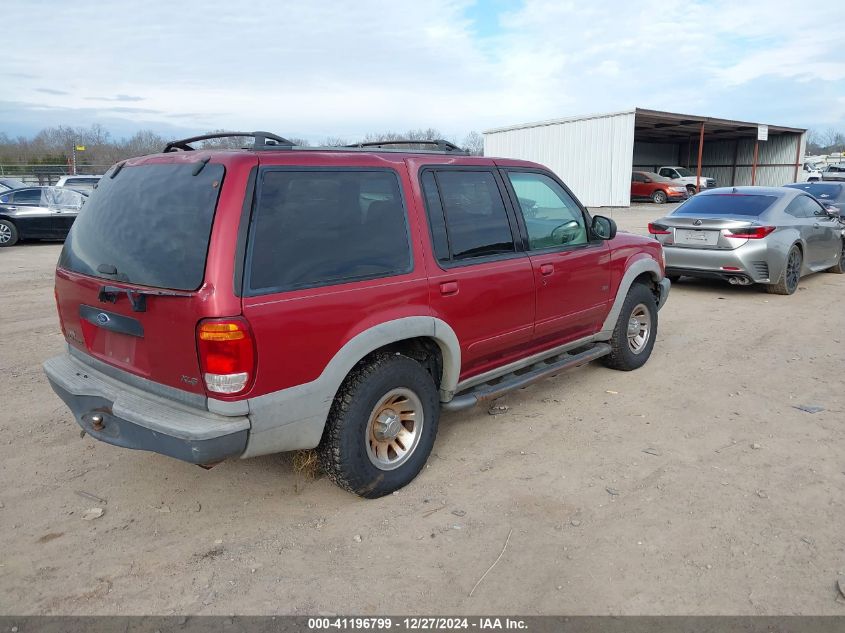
674, 168, 694, 177
59, 162, 225, 290
672, 194, 778, 217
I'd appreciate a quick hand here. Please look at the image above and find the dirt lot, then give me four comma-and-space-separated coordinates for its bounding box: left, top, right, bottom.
2, 204, 844, 615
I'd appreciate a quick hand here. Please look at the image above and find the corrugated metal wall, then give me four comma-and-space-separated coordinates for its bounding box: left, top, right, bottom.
632, 143, 680, 171
484, 112, 635, 207
690, 133, 804, 187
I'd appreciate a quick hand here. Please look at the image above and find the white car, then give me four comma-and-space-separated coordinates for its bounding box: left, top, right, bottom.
801, 162, 823, 182
657, 166, 717, 196
55, 175, 103, 194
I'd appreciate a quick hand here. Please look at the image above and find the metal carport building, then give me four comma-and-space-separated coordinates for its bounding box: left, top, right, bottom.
483, 108, 806, 207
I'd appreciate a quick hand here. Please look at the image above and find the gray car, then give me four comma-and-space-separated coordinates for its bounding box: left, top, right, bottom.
649, 186, 844, 295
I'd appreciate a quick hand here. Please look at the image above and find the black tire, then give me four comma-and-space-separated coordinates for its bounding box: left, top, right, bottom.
686, 185, 697, 197
765, 245, 802, 295
825, 240, 845, 274
602, 283, 658, 371
651, 190, 668, 204
317, 354, 440, 498
0, 219, 19, 247
667, 275, 681, 283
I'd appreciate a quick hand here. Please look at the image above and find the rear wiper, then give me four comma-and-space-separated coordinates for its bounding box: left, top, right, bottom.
98, 285, 192, 312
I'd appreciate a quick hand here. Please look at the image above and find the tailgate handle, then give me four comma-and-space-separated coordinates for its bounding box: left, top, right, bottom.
439, 281, 459, 296
540, 263, 554, 276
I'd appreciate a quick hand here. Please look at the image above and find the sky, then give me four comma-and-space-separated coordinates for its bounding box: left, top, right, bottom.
1, 0, 844, 143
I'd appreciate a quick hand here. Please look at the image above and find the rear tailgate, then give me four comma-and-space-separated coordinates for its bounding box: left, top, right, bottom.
54, 154, 254, 397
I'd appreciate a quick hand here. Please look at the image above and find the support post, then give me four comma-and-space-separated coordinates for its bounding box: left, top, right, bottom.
731, 140, 739, 186
695, 122, 704, 193
793, 133, 802, 182
751, 140, 759, 185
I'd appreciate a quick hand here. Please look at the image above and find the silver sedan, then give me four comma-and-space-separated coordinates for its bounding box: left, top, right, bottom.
649, 186, 844, 294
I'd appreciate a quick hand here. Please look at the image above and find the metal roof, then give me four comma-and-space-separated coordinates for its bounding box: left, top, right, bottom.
484, 108, 806, 141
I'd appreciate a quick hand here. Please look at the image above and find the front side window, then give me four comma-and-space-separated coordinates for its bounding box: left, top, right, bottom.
507, 172, 588, 249
427, 170, 515, 262
247, 170, 411, 293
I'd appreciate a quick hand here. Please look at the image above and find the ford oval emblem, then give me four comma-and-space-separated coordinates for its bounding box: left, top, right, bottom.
96, 312, 110, 325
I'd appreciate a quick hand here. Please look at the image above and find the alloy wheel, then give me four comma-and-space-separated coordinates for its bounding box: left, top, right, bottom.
626, 303, 651, 354
364, 388, 424, 471
0, 223, 11, 244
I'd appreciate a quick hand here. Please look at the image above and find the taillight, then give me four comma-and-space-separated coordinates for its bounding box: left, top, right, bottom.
723, 226, 776, 239
648, 223, 671, 235
54, 286, 66, 336
197, 318, 256, 395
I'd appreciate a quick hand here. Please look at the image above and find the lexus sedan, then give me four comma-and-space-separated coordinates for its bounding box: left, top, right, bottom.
0, 186, 87, 247
649, 187, 844, 295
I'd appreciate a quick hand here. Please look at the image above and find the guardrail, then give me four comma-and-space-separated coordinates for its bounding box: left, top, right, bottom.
0, 164, 111, 185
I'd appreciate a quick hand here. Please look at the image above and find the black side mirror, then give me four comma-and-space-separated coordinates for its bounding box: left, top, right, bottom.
592, 215, 617, 240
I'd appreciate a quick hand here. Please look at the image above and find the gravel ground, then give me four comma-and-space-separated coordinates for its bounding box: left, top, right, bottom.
1, 205, 844, 615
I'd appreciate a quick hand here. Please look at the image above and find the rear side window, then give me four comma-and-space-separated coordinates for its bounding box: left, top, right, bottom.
672, 194, 777, 217
59, 162, 225, 290
12, 188, 42, 205
785, 195, 825, 218
422, 170, 515, 263
247, 170, 411, 294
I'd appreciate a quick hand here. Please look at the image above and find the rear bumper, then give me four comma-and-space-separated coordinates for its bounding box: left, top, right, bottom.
663, 241, 772, 283
43, 353, 249, 464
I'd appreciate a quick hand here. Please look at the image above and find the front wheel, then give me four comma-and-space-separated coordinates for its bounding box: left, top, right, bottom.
318, 354, 440, 498
686, 185, 697, 197
0, 219, 19, 247
603, 283, 658, 371
651, 190, 668, 204
765, 245, 802, 295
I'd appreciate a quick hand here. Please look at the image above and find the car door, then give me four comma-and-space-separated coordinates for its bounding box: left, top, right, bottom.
47, 187, 85, 236
631, 173, 646, 199
5, 188, 53, 237
501, 169, 611, 347
419, 168, 535, 379
800, 195, 841, 267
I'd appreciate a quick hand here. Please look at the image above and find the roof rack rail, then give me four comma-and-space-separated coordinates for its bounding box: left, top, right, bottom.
162, 131, 294, 153
345, 139, 468, 154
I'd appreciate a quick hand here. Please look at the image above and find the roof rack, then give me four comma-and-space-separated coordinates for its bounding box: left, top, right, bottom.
162, 131, 294, 153
345, 139, 468, 154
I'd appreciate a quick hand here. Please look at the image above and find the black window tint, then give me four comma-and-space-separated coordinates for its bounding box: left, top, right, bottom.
435, 170, 514, 260
12, 188, 42, 205
672, 194, 776, 217
58, 163, 225, 290
421, 171, 450, 262
632, 173, 644, 182
248, 170, 411, 293
786, 195, 823, 218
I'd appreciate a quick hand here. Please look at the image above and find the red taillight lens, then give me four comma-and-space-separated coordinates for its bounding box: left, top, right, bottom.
54, 286, 66, 336
197, 318, 255, 395
723, 226, 776, 239
648, 223, 671, 235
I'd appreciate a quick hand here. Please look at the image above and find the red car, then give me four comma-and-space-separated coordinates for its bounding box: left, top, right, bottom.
44, 132, 670, 498
632, 171, 689, 204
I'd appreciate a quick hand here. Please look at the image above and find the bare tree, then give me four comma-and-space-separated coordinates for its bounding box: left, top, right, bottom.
462, 131, 484, 156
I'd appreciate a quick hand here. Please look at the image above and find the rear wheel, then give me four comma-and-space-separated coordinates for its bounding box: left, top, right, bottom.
825, 240, 845, 274
651, 190, 668, 204
603, 283, 658, 371
0, 219, 18, 247
318, 354, 440, 498
766, 245, 802, 295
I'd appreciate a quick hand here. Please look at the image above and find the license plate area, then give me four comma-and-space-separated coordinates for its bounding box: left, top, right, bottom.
675, 228, 719, 246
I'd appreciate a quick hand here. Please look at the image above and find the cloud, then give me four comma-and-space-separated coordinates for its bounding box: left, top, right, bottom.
36, 88, 69, 95
0, 0, 842, 140
84, 94, 145, 102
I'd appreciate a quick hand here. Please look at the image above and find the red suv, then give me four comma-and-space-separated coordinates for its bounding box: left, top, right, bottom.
44, 132, 670, 498
631, 171, 689, 204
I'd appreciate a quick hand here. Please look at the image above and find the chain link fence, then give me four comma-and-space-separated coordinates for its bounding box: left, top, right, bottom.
0, 164, 111, 185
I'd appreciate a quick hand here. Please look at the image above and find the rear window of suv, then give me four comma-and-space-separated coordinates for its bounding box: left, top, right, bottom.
59, 162, 225, 290
672, 194, 777, 217
246, 169, 411, 294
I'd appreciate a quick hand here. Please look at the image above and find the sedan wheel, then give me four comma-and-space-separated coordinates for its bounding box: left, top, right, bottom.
765, 245, 802, 295
652, 190, 667, 204
0, 220, 19, 247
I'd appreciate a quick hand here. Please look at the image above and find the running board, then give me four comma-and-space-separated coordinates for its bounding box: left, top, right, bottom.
442, 343, 612, 412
